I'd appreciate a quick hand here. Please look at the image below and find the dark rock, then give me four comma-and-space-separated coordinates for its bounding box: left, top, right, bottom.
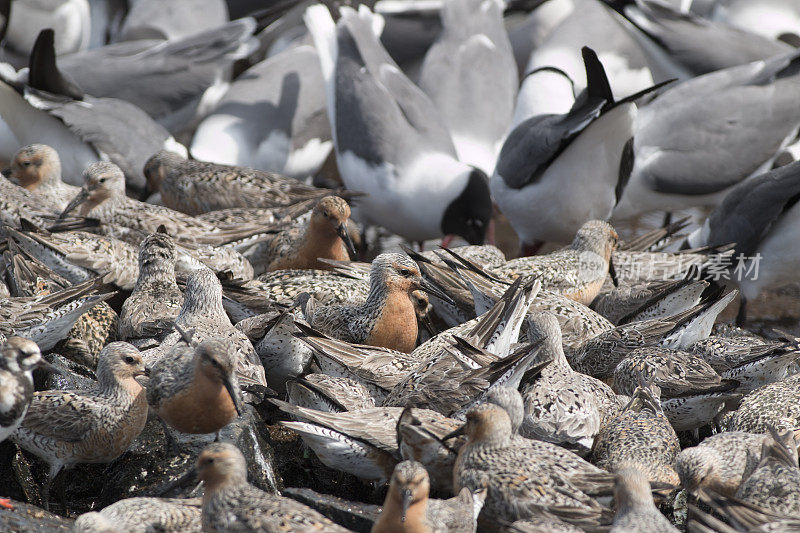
283, 487, 380, 533
4, 405, 280, 517
0, 500, 72, 532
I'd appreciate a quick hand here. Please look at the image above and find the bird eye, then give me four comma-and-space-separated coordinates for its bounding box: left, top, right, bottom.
124, 356, 135, 364
399, 268, 410, 276
22, 161, 31, 167
99, 177, 107, 183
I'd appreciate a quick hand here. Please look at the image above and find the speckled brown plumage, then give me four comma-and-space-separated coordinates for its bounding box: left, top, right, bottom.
143, 150, 331, 215
198, 442, 351, 532
73, 496, 201, 533
727, 373, 800, 434
736, 429, 800, 516
591, 383, 680, 486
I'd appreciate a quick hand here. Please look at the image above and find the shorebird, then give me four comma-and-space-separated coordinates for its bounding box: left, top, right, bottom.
191, 45, 333, 179
610, 466, 678, 533
197, 442, 351, 532
691, 335, 800, 393
613, 346, 740, 431
520, 312, 624, 452
449, 403, 613, 527
7, 144, 80, 212
59, 162, 271, 247
488, 220, 619, 305
735, 428, 800, 516
303, 253, 452, 353
144, 267, 267, 392
0, 173, 53, 227
304, 4, 492, 245
676, 431, 767, 496
372, 460, 485, 533
287, 373, 376, 412
591, 382, 681, 486
4, 224, 140, 291
73, 496, 201, 533
243, 195, 356, 275
0, 276, 114, 352
118, 229, 184, 346
148, 339, 244, 436
11, 342, 149, 509
727, 373, 800, 434
143, 150, 331, 216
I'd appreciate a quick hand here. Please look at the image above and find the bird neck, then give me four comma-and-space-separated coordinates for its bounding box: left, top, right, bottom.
297, 218, 348, 269
373, 487, 431, 533
179, 289, 227, 321
134, 259, 178, 292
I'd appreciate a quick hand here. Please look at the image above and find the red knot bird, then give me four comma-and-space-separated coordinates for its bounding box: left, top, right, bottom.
144, 267, 267, 393
613, 346, 740, 431
303, 252, 453, 353
449, 403, 613, 527
148, 339, 244, 436
8, 144, 80, 212
489, 219, 619, 305
143, 149, 332, 215
118, 229, 184, 346
197, 442, 351, 532
521, 312, 624, 453
243, 195, 356, 275
676, 431, 768, 496
610, 466, 678, 533
73, 496, 201, 532
727, 373, 800, 434
59, 161, 273, 247
11, 342, 149, 508
591, 382, 681, 486
735, 427, 800, 516
372, 460, 485, 533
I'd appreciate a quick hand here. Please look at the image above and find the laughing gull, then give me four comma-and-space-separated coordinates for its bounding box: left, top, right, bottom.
492, 47, 643, 253
304, 4, 492, 245
709, 0, 800, 43
3, 0, 89, 60
0, 30, 187, 192
191, 44, 331, 179
522, 0, 654, 102
623, 0, 792, 77
686, 160, 800, 324
118, 0, 229, 42
506, 0, 574, 77
613, 49, 800, 220
54, 18, 258, 133
417, 0, 518, 174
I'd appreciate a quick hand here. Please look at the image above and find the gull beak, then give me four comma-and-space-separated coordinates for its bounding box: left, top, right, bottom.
36, 358, 67, 376
609, 255, 619, 288
336, 222, 357, 257
401, 488, 413, 522
223, 377, 245, 417
59, 187, 89, 219
418, 277, 456, 306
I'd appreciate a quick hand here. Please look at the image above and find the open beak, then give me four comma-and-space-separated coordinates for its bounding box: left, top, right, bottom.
223, 377, 245, 417
418, 277, 456, 306
36, 358, 68, 376
609, 255, 619, 288
336, 223, 357, 257
59, 187, 89, 219
401, 488, 413, 522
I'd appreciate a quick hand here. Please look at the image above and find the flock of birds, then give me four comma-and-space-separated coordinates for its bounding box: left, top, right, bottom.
0, 0, 800, 532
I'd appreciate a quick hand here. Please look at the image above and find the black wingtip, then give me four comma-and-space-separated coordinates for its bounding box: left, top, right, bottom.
582, 46, 614, 108
28, 29, 84, 100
